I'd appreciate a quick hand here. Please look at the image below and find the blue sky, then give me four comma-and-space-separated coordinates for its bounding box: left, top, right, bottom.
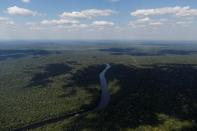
0, 0, 197, 40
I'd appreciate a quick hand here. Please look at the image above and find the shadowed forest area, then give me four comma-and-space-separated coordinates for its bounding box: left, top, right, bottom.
27, 63, 73, 87
65, 64, 197, 130
100, 48, 197, 56
0, 50, 62, 61
69, 65, 105, 87
63, 64, 106, 109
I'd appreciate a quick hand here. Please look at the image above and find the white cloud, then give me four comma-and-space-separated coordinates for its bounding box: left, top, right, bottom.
130, 6, 197, 28
136, 17, 151, 23
131, 6, 197, 17
91, 21, 114, 30
57, 24, 89, 30
129, 17, 151, 27
60, 9, 116, 19
41, 19, 79, 25
0, 17, 14, 25
92, 21, 114, 26
70, 24, 89, 28
21, 0, 31, 3
6, 6, 37, 16
149, 22, 163, 26
37, 19, 115, 31
32, 8, 116, 31
129, 17, 164, 28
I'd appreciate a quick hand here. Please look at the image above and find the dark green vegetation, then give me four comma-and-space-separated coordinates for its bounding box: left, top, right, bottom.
0, 50, 62, 61
0, 41, 197, 131
67, 64, 197, 130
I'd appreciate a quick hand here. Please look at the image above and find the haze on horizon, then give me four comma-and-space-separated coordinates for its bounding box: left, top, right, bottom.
0, 0, 197, 40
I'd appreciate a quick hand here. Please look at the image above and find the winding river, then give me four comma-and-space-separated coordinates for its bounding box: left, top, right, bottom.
96, 64, 111, 110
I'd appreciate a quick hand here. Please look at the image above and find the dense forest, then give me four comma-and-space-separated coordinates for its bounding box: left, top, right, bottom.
0, 41, 197, 130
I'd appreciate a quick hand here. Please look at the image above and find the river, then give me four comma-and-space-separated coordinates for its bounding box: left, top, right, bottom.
96, 64, 111, 110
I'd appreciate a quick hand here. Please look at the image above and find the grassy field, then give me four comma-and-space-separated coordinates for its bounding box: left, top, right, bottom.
0, 41, 197, 131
